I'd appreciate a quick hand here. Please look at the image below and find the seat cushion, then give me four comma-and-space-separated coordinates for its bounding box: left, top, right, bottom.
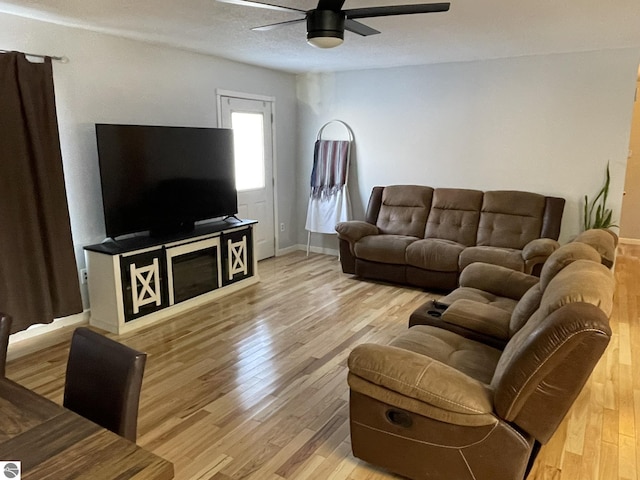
441, 287, 520, 313
406, 238, 465, 272
354, 235, 418, 264
390, 325, 502, 385
459, 246, 524, 272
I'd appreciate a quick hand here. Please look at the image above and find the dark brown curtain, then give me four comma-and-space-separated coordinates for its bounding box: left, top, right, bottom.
0, 52, 82, 333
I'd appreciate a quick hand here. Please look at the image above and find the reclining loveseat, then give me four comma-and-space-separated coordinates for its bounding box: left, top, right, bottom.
336, 185, 565, 290
409, 241, 604, 349
347, 255, 614, 480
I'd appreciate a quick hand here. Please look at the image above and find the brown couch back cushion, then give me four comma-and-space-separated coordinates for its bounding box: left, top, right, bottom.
424, 188, 483, 246
376, 185, 433, 237
476, 191, 546, 249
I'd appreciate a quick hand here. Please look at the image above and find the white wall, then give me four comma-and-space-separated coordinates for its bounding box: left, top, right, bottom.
0, 13, 298, 308
297, 49, 640, 249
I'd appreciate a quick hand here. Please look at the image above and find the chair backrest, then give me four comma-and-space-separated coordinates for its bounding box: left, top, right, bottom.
63, 327, 147, 442
508, 242, 602, 335
424, 188, 483, 246
0, 314, 12, 377
373, 185, 433, 237
572, 228, 618, 268
476, 191, 547, 249
492, 260, 614, 443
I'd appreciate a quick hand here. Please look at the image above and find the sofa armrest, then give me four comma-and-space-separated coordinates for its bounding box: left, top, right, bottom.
522, 238, 560, 274
459, 263, 539, 300
335, 221, 379, 245
348, 344, 494, 416
441, 299, 512, 340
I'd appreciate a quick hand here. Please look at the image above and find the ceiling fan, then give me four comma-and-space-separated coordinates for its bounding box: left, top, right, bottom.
217, 0, 451, 48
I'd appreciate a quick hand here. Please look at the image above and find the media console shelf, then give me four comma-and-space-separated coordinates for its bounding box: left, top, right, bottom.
84, 219, 258, 334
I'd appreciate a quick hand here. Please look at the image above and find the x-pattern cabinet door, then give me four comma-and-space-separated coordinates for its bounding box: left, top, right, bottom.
222, 228, 253, 286
120, 249, 168, 322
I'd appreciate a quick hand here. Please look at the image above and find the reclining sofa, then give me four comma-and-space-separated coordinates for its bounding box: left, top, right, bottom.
336, 185, 565, 290
347, 255, 614, 480
409, 240, 609, 349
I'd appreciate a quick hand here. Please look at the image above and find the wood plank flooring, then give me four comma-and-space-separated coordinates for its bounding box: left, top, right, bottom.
5, 246, 640, 479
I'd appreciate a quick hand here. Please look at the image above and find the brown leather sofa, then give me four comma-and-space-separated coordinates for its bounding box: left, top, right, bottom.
347, 258, 614, 480
409, 242, 604, 349
336, 185, 565, 290
408, 229, 617, 348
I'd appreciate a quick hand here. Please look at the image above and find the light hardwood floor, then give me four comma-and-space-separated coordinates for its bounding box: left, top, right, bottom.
6, 245, 640, 480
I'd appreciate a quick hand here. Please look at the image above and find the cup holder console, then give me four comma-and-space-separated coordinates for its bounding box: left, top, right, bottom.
409, 299, 449, 327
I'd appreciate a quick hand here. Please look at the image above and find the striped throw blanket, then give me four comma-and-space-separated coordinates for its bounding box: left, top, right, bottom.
310, 140, 349, 200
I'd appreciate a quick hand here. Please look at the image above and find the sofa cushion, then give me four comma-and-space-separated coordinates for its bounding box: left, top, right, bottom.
539, 242, 601, 290
459, 246, 524, 272
390, 325, 502, 385
424, 188, 483, 246
355, 235, 419, 264
442, 287, 520, 313
406, 238, 465, 272
535, 259, 615, 320
509, 285, 543, 336
348, 340, 497, 426
457, 262, 539, 299
477, 191, 546, 249
376, 185, 433, 237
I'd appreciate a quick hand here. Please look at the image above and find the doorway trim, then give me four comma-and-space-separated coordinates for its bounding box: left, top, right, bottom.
216, 89, 279, 257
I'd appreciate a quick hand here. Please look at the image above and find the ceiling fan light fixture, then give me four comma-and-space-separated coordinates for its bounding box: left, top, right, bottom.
306, 9, 345, 48
307, 33, 344, 49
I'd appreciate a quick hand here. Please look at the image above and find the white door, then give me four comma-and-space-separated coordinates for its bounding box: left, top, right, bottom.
219, 95, 276, 260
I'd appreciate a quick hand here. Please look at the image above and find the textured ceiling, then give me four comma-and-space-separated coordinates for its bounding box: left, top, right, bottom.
1, 0, 640, 73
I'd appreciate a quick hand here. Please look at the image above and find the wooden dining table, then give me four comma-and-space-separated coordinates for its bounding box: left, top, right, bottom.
0, 377, 174, 479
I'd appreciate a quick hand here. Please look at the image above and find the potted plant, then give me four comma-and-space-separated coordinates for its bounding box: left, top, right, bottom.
583, 162, 618, 230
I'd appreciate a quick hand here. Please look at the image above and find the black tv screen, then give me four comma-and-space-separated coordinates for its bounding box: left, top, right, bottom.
95, 124, 237, 238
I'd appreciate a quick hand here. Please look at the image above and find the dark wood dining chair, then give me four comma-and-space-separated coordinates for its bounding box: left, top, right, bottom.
63, 327, 147, 442
0, 314, 12, 377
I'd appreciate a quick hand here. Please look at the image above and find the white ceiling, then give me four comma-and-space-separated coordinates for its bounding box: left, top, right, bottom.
1, 0, 640, 74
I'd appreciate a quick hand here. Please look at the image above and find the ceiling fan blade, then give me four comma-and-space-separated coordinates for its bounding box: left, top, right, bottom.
252, 18, 306, 31
345, 3, 450, 19
217, 0, 305, 14
316, 0, 345, 11
344, 19, 380, 36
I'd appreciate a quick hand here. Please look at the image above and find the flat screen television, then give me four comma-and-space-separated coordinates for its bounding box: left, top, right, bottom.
95, 124, 237, 238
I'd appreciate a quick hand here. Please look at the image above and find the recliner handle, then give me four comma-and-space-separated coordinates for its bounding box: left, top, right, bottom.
385, 409, 413, 428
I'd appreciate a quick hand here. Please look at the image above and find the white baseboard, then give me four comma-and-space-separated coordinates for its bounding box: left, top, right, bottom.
619, 237, 640, 245
7, 310, 89, 361
276, 245, 301, 256
277, 244, 339, 257
299, 244, 339, 257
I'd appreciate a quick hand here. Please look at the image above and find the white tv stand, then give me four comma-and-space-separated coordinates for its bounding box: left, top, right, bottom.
84, 219, 258, 334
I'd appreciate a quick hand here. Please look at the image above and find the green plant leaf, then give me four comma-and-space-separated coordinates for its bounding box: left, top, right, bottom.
583, 162, 617, 230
